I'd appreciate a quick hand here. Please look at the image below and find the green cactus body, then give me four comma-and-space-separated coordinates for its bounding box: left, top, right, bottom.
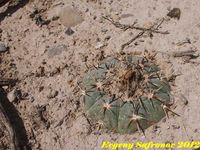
82, 53, 172, 134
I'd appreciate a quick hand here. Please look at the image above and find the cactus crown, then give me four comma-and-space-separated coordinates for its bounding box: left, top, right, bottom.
80, 51, 175, 134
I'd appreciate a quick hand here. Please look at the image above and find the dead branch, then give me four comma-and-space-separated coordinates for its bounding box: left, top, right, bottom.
121, 18, 166, 50
121, 31, 145, 50
172, 49, 199, 58
103, 16, 169, 34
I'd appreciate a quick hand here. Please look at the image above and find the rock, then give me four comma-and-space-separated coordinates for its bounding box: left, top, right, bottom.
0, 42, 7, 52
59, 6, 84, 28
172, 124, 180, 130
179, 94, 189, 105
101, 29, 108, 33
104, 35, 111, 41
38, 86, 44, 92
47, 89, 58, 99
65, 28, 74, 35
29, 96, 35, 102
7, 88, 21, 102
47, 44, 67, 58
167, 8, 181, 20
95, 42, 104, 49
35, 15, 50, 27
7, 89, 17, 102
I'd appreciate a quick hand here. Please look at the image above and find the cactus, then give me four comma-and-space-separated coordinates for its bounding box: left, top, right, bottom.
80, 51, 178, 134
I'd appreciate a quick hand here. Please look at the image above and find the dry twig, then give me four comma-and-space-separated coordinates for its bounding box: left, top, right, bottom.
121, 31, 145, 50
103, 16, 169, 34
172, 50, 199, 58
121, 18, 167, 50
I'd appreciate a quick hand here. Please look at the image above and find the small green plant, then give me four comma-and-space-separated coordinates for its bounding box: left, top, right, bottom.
80, 51, 179, 134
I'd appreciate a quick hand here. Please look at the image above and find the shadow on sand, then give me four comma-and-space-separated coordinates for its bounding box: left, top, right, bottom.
0, 88, 31, 150
0, 0, 29, 22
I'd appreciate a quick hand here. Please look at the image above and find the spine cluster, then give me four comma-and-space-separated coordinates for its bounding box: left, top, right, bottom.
80, 51, 179, 134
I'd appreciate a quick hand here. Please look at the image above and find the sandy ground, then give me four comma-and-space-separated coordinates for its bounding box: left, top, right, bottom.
0, 0, 200, 149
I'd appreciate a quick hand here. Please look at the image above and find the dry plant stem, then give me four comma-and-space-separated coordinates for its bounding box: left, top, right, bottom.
121, 18, 166, 50
121, 31, 145, 50
172, 50, 199, 58
103, 16, 169, 34
54, 110, 72, 128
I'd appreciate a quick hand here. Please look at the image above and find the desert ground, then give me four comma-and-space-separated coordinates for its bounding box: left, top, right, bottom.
0, 0, 200, 149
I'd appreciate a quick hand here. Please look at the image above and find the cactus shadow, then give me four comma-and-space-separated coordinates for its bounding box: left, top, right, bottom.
0, 0, 29, 22
0, 88, 31, 150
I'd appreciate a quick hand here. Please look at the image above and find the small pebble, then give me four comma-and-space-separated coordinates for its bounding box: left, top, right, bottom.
47, 90, 58, 99
65, 28, 74, 35
180, 94, 189, 105
95, 42, 104, 49
29, 96, 35, 102
7, 89, 16, 102
0, 42, 8, 52
47, 44, 67, 58
167, 8, 181, 20
7, 88, 21, 102
39, 86, 44, 92
104, 35, 111, 41
35, 15, 50, 26
101, 29, 108, 33
172, 124, 180, 129
93, 16, 97, 20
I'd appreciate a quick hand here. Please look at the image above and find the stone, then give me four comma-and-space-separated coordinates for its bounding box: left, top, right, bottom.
47, 44, 67, 58
95, 42, 104, 49
47, 89, 58, 99
7, 89, 21, 102
0, 42, 7, 52
59, 6, 84, 28
65, 28, 74, 35
167, 8, 181, 20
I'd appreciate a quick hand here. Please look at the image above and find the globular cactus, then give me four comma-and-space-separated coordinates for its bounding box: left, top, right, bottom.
80, 51, 178, 134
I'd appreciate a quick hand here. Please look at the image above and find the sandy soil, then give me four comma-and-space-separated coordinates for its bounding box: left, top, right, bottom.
0, 0, 200, 149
